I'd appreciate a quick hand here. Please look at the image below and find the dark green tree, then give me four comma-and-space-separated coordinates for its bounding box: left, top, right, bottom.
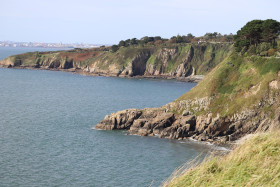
234, 19, 280, 52
130, 38, 138, 45
111, 45, 119, 52
154, 36, 162, 41
118, 40, 125, 47
125, 39, 131, 47
183, 33, 195, 43
261, 19, 280, 43
234, 20, 262, 52
176, 34, 184, 43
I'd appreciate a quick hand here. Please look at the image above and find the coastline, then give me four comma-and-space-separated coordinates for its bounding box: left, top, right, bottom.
0, 65, 204, 83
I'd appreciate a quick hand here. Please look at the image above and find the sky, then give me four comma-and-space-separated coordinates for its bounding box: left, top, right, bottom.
1, 0, 279, 44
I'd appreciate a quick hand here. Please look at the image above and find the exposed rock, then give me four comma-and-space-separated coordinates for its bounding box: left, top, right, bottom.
131, 52, 150, 76
0, 58, 15, 67
129, 112, 175, 136
94, 91, 280, 144
119, 52, 151, 77
95, 109, 142, 130
269, 80, 280, 90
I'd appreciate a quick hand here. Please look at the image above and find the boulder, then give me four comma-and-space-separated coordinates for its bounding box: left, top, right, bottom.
152, 113, 175, 135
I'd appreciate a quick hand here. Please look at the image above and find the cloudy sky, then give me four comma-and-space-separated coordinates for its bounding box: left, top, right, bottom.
1, 0, 279, 44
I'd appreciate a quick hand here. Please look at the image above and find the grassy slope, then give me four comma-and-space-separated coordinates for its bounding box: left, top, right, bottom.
176, 53, 280, 117
165, 131, 280, 186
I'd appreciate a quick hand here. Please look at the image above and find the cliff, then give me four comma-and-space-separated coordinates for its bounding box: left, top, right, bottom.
0, 43, 233, 82
95, 52, 280, 144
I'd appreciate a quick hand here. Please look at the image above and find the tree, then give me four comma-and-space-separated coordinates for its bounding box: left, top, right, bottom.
154, 36, 162, 41
224, 33, 234, 42
234, 19, 280, 52
130, 38, 138, 45
240, 20, 263, 45
111, 45, 119, 52
124, 39, 131, 47
148, 37, 155, 42
187, 33, 194, 39
176, 34, 184, 43
169, 36, 177, 43
118, 40, 125, 47
261, 19, 280, 43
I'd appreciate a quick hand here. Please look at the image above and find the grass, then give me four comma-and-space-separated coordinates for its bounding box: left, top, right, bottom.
164, 131, 280, 187
177, 52, 280, 116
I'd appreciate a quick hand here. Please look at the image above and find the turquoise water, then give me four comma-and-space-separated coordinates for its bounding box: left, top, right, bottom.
0, 48, 212, 187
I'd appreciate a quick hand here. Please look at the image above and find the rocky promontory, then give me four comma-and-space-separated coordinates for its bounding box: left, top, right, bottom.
95, 95, 280, 144
95, 53, 280, 144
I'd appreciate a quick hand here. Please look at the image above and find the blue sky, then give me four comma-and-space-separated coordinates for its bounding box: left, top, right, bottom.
1, 0, 279, 44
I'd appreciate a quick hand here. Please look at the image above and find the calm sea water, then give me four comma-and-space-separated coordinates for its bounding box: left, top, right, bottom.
0, 48, 213, 187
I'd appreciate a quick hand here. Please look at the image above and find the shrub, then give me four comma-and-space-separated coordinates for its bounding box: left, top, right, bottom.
267, 48, 277, 56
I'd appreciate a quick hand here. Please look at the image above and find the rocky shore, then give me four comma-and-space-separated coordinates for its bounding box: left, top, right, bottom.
95, 94, 280, 145
0, 64, 204, 83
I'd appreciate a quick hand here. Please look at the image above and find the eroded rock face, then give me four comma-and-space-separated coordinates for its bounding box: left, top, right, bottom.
120, 52, 151, 77
95, 93, 280, 144
95, 108, 199, 140
95, 109, 142, 130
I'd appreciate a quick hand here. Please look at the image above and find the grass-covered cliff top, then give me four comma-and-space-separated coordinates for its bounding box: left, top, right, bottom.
177, 52, 280, 116
164, 131, 280, 186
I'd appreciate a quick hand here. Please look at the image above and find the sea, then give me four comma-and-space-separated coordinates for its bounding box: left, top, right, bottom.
0, 47, 215, 187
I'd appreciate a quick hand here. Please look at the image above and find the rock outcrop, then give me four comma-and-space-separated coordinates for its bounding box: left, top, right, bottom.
95, 101, 280, 144
95, 108, 200, 141
95, 76, 280, 145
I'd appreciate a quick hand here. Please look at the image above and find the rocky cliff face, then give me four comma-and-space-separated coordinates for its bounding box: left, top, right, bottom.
95, 90, 280, 144
0, 43, 232, 81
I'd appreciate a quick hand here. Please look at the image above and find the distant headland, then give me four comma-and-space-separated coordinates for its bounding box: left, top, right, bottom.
0, 41, 101, 49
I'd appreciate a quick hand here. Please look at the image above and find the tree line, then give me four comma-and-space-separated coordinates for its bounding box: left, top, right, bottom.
111, 33, 235, 52
111, 19, 280, 56
234, 19, 280, 54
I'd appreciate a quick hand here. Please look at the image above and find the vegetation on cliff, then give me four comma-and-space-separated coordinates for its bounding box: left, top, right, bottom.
177, 52, 280, 116
0, 43, 233, 79
111, 32, 234, 52
164, 131, 280, 186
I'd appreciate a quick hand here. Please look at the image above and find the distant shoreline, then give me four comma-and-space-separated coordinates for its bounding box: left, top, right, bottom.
0, 65, 203, 83
0, 46, 74, 49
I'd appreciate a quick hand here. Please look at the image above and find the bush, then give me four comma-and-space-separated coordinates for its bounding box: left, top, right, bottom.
256, 42, 271, 54
267, 48, 277, 56
111, 45, 119, 53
